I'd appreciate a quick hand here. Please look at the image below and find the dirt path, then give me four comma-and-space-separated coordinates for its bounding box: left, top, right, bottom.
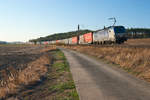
60, 48, 150, 100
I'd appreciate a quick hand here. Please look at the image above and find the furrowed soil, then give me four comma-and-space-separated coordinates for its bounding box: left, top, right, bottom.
0, 45, 78, 100
62, 38, 150, 83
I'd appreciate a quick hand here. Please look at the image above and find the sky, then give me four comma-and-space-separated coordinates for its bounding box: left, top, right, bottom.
0, 0, 150, 42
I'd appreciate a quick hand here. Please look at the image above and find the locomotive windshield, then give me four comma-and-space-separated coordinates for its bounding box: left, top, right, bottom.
114, 26, 125, 33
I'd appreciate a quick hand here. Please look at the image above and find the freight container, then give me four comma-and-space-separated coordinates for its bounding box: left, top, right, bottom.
56, 40, 60, 44
48, 41, 51, 44
37, 42, 41, 45
60, 39, 66, 44
60, 39, 63, 44
68, 38, 72, 44
48, 41, 52, 44
83, 32, 93, 44
44, 41, 48, 45
58, 40, 61, 43
79, 35, 84, 44
52, 41, 56, 44
59, 40, 65, 44
72, 37, 78, 44
64, 39, 69, 44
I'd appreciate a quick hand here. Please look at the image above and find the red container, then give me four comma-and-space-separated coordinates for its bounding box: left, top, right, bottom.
56, 40, 59, 43
72, 37, 78, 44
83, 32, 93, 43
44, 41, 48, 45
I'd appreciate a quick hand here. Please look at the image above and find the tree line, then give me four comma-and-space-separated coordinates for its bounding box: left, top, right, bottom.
126, 28, 150, 38
0, 41, 7, 44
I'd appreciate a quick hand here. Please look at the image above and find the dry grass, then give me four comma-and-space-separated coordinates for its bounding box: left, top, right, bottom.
0, 46, 57, 99
40, 45, 57, 53
0, 55, 50, 98
64, 45, 150, 82
124, 38, 150, 46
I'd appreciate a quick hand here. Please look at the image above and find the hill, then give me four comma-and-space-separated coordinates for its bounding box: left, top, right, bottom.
0, 41, 7, 44
29, 29, 92, 42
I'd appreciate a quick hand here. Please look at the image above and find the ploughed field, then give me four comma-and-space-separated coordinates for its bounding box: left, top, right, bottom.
0, 45, 49, 99
0, 45, 44, 71
0, 45, 79, 100
62, 38, 150, 83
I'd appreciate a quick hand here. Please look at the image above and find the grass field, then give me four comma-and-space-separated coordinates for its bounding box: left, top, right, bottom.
63, 38, 150, 83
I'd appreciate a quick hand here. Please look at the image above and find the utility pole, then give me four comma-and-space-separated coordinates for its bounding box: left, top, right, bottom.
78, 24, 80, 31
77, 24, 80, 45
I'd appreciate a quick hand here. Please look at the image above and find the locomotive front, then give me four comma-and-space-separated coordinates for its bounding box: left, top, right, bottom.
113, 26, 127, 43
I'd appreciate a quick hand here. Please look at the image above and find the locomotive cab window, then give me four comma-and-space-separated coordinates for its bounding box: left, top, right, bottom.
114, 26, 125, 33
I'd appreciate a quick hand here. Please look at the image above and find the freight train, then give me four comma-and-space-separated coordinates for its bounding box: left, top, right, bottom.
39, 26, 127, 45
